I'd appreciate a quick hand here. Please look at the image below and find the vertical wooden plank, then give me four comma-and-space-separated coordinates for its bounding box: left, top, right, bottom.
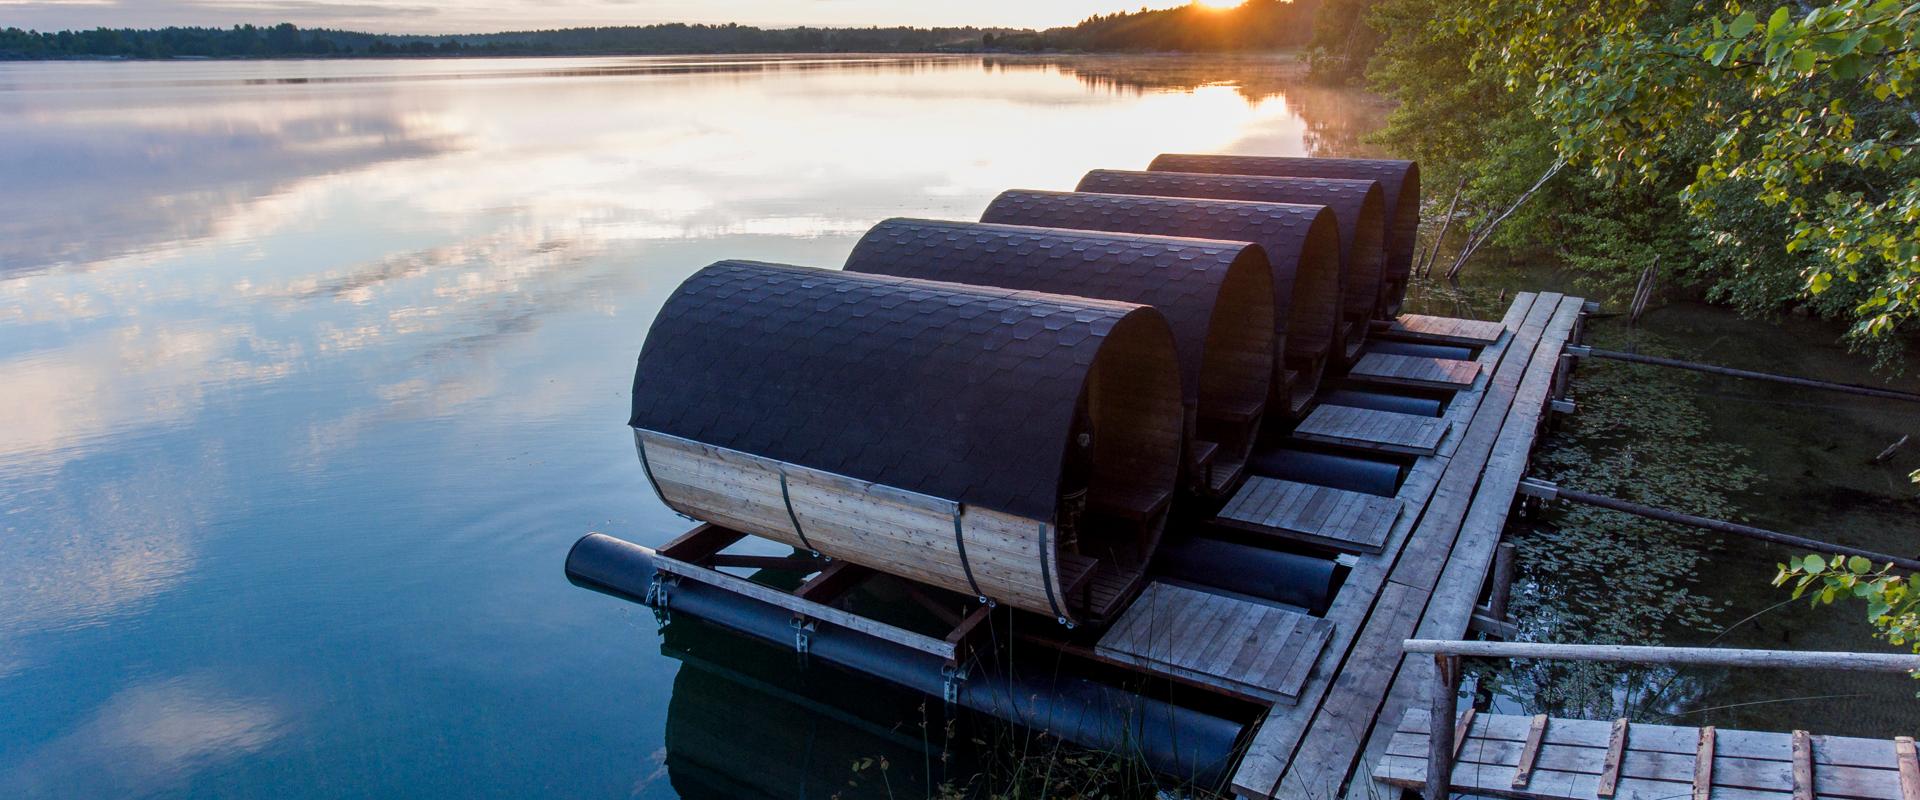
1793, 730, 1815, 800
1425, 655, 1461, 800
1597, 718, 1630, 798
1895, 736, 1919, 800
1452, 707, 1477, 759
1512, 714, 1548, 789
1693, 726, 1716, 800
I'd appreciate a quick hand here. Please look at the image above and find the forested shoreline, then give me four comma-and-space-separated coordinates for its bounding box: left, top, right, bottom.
0, 0, 1320, 60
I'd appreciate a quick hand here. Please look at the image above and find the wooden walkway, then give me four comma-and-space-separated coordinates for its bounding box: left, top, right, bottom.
1094, 582, 1333, 704
1227, 291, 1590, 800
1376, 709, 1920, 800
1378, 314, 1508, 347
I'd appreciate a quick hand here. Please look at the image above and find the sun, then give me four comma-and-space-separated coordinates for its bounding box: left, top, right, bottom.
1191, 0, 1248, 9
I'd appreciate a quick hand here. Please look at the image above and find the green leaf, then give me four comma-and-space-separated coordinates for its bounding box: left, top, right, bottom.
1803, 554, 1829, 573
1848, 556, 1873, 574
1791, 48, 1818, 72
1704, 41, 1729, 65
1767, 6, 1791, 35
1730, 12, 1757, 38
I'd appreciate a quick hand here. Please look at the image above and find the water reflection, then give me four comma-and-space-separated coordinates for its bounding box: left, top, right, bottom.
0, 54, 1383, 797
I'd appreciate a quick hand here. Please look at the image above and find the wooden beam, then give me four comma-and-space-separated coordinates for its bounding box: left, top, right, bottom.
1426, 654, 1461, 800
1694, 726, 1716, 800
1896, 737, 1919, 800
1513, 714, 1548, 789
1401, 639, 1920, 673
1453, 707, 1477, 758
1597, 719, 1630, 798
1794, 730, 1816, 800
706, 553, 826, 571
793, 560, 872, 603
658, 524, 744, 563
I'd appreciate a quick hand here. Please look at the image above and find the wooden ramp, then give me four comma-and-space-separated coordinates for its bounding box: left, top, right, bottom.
1379, 314, 1508, 347
1095, 582, 1334, 704
1375, 709, 1920, 800
1215, 477, 1400, 553
1295, 404, 1451, 456
1350, 353, 1483, 390
1231, 293, 1590, 800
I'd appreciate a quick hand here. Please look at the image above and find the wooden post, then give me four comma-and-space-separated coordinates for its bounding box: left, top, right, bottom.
1426, 654, 1462, 800
1486, 541, 1516, 621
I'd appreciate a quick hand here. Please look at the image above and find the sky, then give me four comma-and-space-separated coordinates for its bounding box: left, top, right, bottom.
0, 1, 1215, 34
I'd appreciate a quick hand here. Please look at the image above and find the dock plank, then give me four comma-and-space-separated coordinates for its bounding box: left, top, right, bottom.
1095, 582, 1332, 704
1381, 314, 1508, 347
1217, 477, 1403, 553
1350, 353, 1483, 390
1295, 404, 1451, 456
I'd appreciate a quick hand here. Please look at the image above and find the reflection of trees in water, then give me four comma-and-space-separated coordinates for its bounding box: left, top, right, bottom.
984, 56, 1394, 158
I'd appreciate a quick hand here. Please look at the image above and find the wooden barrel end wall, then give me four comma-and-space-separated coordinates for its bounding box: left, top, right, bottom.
844, 218, 1275, 499
1076, 169, 1386, 366
629, 260, 1185, 625
981, 190, 1343, 421
1149, 154, 1420, 317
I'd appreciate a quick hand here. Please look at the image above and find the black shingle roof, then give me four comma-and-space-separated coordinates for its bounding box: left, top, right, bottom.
843, 218, 1269, 406
1149, 154, 1420, 289
1075, 170, 1383, 294
629, 260, 1176, 521
979, 189, 1340, 354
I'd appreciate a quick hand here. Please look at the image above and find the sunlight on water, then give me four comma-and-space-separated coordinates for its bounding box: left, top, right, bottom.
0, 54, 1386, 798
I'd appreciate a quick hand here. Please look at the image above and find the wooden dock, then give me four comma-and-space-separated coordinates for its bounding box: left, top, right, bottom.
1224, 291, 1590, 800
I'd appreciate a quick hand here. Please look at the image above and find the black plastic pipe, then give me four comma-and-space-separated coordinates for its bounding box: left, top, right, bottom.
1155, 536, 1338, 615
565, 534, 1245, 786
1543, 486, 1920, 573
1248, 447, 1404, 497
1320, 388, 1444, 418
1586, 348, 1920, 404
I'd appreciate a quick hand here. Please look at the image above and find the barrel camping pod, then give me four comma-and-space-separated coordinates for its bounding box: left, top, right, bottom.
1076, 169, 1386, 365
981, 189, 1342, 418
629, 261, 1185, 624
1150, 154, 1420, 316
845, 218, 1275, 499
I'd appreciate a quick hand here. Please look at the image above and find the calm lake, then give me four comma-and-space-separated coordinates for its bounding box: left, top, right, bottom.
0, 54, 1912, 799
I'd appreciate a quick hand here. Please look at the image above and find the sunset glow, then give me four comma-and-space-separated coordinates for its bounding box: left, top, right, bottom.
1192, 0, 1248, 9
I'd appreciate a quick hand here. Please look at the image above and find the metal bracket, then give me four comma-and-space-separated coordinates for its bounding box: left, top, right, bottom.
1564, 344, 1593, 358
1517, 477, 1559, 502
1582, 300, 1602, 314
940, 662, 968, 704
790, 615, 816, 655
645, 572, 677, 628
1550, 399, 1577, 414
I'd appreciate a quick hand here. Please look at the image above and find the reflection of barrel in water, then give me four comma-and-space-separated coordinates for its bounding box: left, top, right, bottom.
660, 618, 964, 800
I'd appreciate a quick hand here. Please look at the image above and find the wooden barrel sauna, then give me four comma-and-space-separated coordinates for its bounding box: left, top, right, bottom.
1075, 169, 1386, 365
844, 218, 1275, 499
981, 189, 1342, 418
1149, 154, 1420, 317
630, 260, 1185, 625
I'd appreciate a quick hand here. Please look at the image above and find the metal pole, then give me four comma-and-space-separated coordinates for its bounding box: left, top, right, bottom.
1579, 348, 1920, 404
1403, 639, 1920, 672
1536, 481, 1920, 574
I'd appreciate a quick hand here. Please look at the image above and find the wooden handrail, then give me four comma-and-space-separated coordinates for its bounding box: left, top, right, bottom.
1407, 639, 1920, 800
1403, 639, 1920, 672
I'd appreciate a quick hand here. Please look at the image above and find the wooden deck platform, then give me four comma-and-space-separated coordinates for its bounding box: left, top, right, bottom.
1215, 477, 1400, 553
1095, 581, 1334, 704
1377, 314, 1508, 347
1226, 291, 1590, 800
1349, 353, 1483, 391
1295, 404, 1452, 456
1376, 709, 1920, 800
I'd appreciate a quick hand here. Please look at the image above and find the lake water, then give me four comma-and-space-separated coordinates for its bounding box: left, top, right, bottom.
0, 54, 1389, 798
2, 54, 1913, 800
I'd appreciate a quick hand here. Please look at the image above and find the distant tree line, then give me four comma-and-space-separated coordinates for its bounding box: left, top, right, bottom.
0, 3, 1321, 60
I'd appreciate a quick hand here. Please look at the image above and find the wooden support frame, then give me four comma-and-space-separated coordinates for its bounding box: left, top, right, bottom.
1896, 736, 1919, 800
1693, 726, 1716, 800
1513, 714, 1548, 789
1597, 718, 1630, 798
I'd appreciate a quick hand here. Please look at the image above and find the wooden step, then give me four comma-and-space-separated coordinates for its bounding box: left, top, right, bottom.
1215, 477, 1401, 553
1349, 353, 1482, 391
1377, 314, 1506, 346
1205, 396, 1267, 424
1189, 439, 1221, 471
1090, 483, 1173, 522
1293, 404, 1450, 457
1095, 582, 1334, 704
